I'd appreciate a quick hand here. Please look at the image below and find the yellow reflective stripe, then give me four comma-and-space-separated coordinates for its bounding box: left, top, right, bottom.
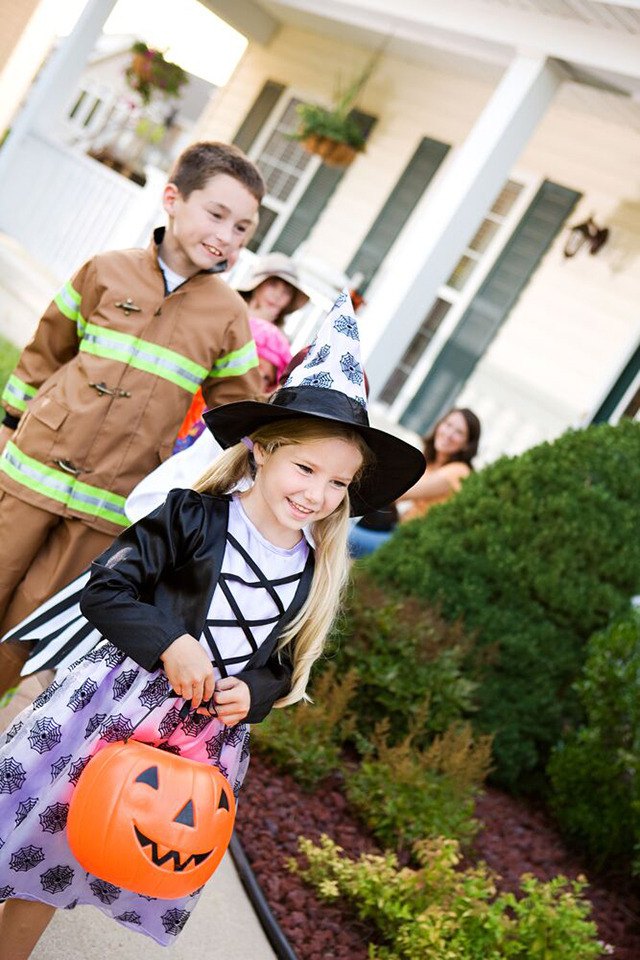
209, 340, 258, 379
79, 323, 208, 393
53, 282, 85, 339
1, 375, 37, 412
0, 442, 128, 527
54, 281, 81, 321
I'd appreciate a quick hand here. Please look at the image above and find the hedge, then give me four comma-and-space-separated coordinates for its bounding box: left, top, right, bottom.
362, 421, 640, 789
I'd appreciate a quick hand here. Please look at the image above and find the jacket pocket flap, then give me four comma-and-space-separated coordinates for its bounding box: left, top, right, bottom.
29, 395, 69, 431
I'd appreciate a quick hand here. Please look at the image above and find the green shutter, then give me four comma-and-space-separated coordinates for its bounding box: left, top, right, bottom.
233, 80, 285, 153
347, 137, 450, 292
272, 110, 377, 256
592, 340, 640, 422
401, 180, 581, 435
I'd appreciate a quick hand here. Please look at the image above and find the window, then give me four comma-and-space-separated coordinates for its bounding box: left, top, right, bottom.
379, 177, 533, 412
246, 96, 321, 252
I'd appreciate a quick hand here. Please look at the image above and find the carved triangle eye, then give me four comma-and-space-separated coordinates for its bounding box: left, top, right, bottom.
135, 766, 159, 789
218, 790, 230, 811
174, 799, 195, 827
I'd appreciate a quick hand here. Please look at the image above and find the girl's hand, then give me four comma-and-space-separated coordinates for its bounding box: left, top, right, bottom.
160, 633, 215, 709
211, 677, 250, 726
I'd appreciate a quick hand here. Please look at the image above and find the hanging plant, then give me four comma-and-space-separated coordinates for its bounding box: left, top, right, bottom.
292, 47, 383, 167
125, 41, 189, 106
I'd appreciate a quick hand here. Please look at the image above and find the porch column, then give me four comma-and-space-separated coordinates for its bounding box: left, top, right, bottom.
0, 0, 118, 177
361, 53, 562, 396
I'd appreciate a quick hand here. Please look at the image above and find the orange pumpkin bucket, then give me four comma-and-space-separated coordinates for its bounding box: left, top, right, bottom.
67, 740, 236, 898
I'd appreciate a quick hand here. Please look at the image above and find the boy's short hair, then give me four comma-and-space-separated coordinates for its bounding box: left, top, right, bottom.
170, 141, 265, 202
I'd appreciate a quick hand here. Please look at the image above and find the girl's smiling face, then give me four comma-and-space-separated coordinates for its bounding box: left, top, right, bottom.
249, 278, 296, 323
241, 436, 363, 548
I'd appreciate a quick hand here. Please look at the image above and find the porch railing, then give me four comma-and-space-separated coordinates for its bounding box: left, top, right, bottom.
0, 131, 164, 283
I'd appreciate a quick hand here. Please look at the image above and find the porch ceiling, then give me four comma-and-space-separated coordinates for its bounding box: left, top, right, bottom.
256, 0, 640, 127
258, 0, 640, 88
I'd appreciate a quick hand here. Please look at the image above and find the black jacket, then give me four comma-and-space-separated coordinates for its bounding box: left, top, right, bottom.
80, 490, 314, 723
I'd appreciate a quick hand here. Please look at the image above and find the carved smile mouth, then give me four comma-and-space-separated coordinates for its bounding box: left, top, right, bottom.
134, 826, 213, 872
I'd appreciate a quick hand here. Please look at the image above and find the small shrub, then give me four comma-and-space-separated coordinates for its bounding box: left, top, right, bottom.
329, 572, 477, 748
345, 716, 492, 851
251, 666, 358, 789
363, 421, 640, 790
291, 834, 603, 959
548, 609, 640, 871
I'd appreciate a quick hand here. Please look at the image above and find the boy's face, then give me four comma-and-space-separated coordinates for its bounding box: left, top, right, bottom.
161, 174, 258, 277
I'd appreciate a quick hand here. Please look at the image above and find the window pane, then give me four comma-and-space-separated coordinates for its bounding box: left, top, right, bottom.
490, 179, 523, 218
468, 218, 500, 254
446, 255, 477, 291
379, 298, 451, 404
258, 98, 313, 203
379, 368, 410, 405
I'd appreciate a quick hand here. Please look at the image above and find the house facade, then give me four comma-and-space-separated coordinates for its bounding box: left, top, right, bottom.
1, 0, 639, 461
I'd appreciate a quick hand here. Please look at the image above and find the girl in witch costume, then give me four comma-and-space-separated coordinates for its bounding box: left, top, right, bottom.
0, 292, 424, 957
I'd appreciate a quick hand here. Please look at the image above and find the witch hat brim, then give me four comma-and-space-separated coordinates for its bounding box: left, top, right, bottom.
203, 386, 425, 517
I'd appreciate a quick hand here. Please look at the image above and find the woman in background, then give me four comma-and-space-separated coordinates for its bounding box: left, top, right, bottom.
348, 407, 481, 558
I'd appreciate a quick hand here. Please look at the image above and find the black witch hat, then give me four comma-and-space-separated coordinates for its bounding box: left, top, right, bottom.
204, 290, 425, 515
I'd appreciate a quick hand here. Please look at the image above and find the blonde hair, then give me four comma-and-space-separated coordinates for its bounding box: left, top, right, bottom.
193, 417, 372, 706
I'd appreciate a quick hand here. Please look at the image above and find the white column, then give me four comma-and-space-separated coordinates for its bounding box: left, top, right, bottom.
361, 53, 562, 396
0, 0, 118, 177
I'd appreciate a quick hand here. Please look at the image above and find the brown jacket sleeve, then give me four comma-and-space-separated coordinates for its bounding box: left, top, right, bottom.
1, 259, 97, 419
200, 304, 261, 410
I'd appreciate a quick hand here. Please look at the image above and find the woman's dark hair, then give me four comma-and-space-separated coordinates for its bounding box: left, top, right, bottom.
423, 408, 481, 467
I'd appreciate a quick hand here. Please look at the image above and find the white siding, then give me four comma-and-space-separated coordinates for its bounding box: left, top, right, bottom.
458, 97, 640, 459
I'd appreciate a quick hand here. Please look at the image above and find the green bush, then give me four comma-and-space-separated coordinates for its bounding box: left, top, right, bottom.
330, 574, 477, 749
251, 666, 357, 789
345, 717, 491, 852
363, 421, 640, 790
548, 608, 640, 871
291, 834, 603, 959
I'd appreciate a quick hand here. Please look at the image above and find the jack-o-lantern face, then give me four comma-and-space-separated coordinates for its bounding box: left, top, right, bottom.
67, 740, 236, 898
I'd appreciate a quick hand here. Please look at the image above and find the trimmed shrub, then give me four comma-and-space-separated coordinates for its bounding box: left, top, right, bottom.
251, 666, 358, 789
345, 717, 492, 851
329, 574, 477, 749
548, 608, 640, 871
363, 421, 640, 790
291, 835, 603, 959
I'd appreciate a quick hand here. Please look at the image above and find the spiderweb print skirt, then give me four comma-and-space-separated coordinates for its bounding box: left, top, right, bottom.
0, 642, 251, 945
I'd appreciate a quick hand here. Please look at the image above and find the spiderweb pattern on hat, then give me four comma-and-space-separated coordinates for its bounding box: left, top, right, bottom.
282, 290, 367, 408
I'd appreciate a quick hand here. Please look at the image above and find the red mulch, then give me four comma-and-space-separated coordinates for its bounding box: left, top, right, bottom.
236, 754, 640, 959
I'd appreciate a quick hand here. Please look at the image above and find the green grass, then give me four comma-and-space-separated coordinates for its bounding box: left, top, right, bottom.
0, 335, 20, 396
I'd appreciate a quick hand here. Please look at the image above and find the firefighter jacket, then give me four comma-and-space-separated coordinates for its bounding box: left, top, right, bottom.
0, 230, 261, 535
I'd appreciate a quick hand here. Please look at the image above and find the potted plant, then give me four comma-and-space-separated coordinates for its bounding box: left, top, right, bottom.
125, 41, 189, 106
292, 51, 381, 167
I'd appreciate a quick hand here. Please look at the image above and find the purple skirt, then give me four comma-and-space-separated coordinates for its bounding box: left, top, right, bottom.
0, 642, 250, 945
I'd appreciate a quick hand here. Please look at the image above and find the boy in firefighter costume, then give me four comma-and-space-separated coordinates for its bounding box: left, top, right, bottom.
0, 142, 264, 693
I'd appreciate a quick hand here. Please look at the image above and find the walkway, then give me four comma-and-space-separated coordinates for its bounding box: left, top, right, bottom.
32, 852, 276, 960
